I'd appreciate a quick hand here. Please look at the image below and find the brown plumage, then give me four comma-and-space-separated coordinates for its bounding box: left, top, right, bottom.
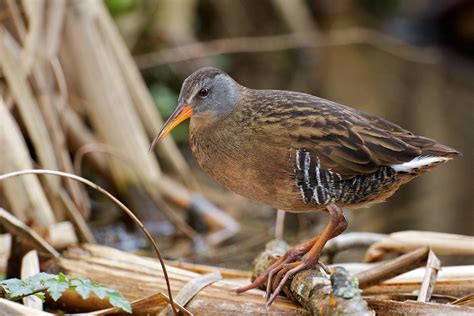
150, 67, 460, 305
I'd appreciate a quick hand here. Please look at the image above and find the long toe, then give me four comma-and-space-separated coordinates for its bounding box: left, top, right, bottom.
266, 260, 312, 306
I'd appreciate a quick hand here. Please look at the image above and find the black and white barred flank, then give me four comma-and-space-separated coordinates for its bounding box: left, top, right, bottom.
295, 149, 399, 206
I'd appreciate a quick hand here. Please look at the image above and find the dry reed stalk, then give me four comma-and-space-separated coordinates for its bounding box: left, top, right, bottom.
21, 250, 43, 310
1, 1, 92, 226
365, 231, 474, 262
2, 0, 238, 247
62, 1, 161, 189
0, 99, 55, 227
0, 208, 59, 258
92, 0, 200, 190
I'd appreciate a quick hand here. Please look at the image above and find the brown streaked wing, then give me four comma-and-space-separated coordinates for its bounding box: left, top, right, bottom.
251, 90, 422, 177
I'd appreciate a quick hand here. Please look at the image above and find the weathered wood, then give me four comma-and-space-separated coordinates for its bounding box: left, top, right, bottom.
365, 231, 474, 262
0, 208, 59, 258
56, 244, 308, 315
357, 247, 429, 288
366, 298, 474, 315
0, 298, 53, 316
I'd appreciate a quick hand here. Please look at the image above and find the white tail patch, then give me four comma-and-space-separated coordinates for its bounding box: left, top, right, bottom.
391, 156, 449, 172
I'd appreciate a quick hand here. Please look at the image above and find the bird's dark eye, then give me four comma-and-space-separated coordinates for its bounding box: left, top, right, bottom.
198, 88, 209, 98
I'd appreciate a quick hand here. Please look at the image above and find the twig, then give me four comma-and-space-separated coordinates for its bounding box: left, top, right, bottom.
0, 208, 60, 258
275, 209, 286, 240
135, 27, 441, 69
0, 169, 178, 316
356, 247, 429, 289
417, 249, 441, 302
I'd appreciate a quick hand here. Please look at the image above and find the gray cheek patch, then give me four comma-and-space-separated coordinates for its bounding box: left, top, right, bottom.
204, 74, 241, 119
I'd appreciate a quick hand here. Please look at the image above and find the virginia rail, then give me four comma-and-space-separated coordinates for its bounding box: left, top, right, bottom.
150, 67, 460, 305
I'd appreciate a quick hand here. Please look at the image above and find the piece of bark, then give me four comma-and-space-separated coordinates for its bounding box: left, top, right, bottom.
291, 267, 374, 316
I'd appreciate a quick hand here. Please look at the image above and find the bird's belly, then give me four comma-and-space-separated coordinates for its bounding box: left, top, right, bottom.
190, 137, 309, 211
202, 154, 303, 211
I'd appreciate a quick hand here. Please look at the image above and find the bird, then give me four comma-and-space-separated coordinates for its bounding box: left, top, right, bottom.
150, 67, 460, 306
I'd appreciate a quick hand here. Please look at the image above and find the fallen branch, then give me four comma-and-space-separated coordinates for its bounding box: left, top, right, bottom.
357, 247, 430, 289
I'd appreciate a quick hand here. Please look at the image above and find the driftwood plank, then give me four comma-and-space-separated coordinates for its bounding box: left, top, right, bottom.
56, 244, 308, 315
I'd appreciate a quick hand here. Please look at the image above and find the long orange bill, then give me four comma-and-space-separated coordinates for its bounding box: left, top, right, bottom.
149, 100, 192, 152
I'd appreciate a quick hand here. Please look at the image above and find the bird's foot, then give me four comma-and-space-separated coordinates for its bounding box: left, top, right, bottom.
265, 256, 321, 306
236, 236, 319, 304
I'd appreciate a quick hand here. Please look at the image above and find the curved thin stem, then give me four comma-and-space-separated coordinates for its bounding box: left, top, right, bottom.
0, 169, 178, 316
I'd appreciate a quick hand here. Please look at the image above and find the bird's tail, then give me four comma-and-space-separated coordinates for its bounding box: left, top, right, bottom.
402, 134, 461, 158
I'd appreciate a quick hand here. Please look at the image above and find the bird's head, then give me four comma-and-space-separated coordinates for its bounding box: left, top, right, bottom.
150, 67, 241, 151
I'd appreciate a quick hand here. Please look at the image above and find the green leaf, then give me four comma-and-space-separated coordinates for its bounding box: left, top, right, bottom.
91, 284, 108, 300
26, 273, 57, 292
71, 279, 92, 300
1, 279, 30, 298
1, 272, 131, 313
34, 292, 45, 302
57, 272, 67, 283
106, 289, 132, 313
45, 279, 69, 301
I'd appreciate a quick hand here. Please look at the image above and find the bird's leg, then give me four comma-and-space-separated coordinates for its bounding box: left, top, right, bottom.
266, 204, 347, 306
